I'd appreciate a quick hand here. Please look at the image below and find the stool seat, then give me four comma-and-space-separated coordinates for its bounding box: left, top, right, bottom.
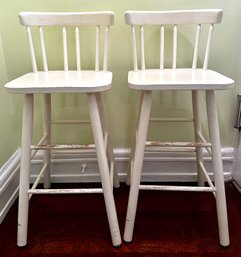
5, 71, 112, 94
128, 69, 234, 90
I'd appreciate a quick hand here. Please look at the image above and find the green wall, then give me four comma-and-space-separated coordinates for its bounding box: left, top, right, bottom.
0, 0, 240, 166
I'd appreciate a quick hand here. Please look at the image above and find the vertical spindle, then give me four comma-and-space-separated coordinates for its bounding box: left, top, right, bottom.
192, 24, 201, 69
95, 26, 100, 71
160, 25, 165, 69
103, 26, 109, 71
39, 26, 48, 72
203, 24, 214, 70
27, 27, 37, 72
172, 25, 177, 69
140, 25, 145, 70
75, 27, 81, 71
63, 27, 68, 71
132, 26, 138, 71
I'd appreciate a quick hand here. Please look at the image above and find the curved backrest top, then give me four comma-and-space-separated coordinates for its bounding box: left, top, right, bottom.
125, 9, 223, 25
19, 11, 114, 26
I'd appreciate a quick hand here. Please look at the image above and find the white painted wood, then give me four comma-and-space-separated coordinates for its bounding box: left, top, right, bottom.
29, 163, 48, 200
31, 144, 96, 150
124, 9, 232, 246
17, 94, 34, 247
31, 135, 48, 158
103, 26, 109, 72
88, 93, 121, 246
192, 91, 205, 186
150, 117, 193, 122
28, 188, 103, 194
145, 141, 211, 148
95, 26, 100, 71
192, 25, 201, 69
51, 119, 90, 124
75, 27, 81, 71
206, 90, 229, 246
5, 71, 113, 93
125, 9, 223, 25
139, 184, 215, 192
126, 92, 144, 186
5, 11, 119, 247
128, 69, 234, 90
96, 93, 120, 188
172, 25, 177, 69
197, 131, 212, 156
203, 25, 214, 70
160, 26, 164, 69
132, 26, 138, 71
198, 161, 215, 191
140, 25, 145, 70
19, 11, 114, 26
63, 27, 68, 71
43, 94, 51, 189
27, 27, 37, 72
39, 27, 48, 72
124, 91, 152, 242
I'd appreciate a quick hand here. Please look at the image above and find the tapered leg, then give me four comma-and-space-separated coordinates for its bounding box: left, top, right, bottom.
192, 91, 205, 186
43, 94, 51, 189
17, 94, 34, 247
87, 92, 121, 247
96, 93, 119, 188
206, 90, 230, 246
124, 91, 152, 242
126, 92, 144, 186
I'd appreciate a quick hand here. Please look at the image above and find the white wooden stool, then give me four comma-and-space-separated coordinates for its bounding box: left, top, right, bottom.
5, 11, 121, 247
124, 9, 234, 246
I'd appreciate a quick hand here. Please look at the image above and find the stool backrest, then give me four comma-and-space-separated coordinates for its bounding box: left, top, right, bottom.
124, 10, 222, 70
19, 12, 114, 72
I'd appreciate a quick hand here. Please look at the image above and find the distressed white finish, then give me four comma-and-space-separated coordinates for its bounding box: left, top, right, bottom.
0, 147, 233, 226
124, 9, 234, 247
5, 12, 121, 247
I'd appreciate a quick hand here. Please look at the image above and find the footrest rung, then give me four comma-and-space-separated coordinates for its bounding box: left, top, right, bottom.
145, 146, 196, 152
139, 185, 216, 192
146, 141, 211, 148
28, 188, 103, 194
31, 144, 96, 150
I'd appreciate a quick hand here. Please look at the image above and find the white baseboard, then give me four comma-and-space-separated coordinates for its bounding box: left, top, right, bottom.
0, 149, 21, 223
0, 147, 234, 223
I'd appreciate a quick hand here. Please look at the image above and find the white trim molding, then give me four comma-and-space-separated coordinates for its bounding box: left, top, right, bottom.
0, 149, 21, 223
0, 147, 234, 223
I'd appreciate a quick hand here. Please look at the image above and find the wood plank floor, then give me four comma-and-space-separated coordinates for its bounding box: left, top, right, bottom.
0, 182, 241, 256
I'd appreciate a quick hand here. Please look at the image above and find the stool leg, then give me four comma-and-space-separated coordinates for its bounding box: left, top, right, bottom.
87, 92, 121, 247
206, 90, 230, 246
43, 94, 51, 189
96, 93, 120, 188
126, 92, 144, 186
17, 94, 34, 247
192, 91, 205, 186
124, 91, 152, 242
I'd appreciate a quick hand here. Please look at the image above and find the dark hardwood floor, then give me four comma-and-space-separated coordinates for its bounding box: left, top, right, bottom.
0, 182, 241, 256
